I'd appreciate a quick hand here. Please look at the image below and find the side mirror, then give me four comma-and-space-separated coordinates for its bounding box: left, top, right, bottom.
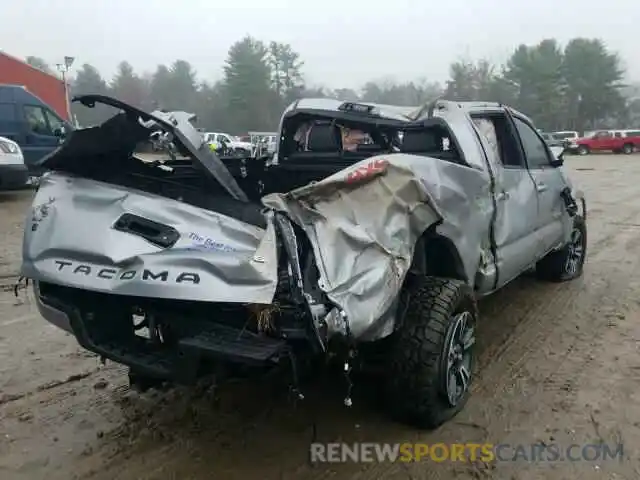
550, 157, 564, 168
549, 145, 565, 167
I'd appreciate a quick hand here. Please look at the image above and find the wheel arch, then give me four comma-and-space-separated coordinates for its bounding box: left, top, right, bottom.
411, 229, 468, 283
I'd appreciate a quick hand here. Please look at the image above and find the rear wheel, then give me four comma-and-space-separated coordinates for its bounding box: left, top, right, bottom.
385, 276, 478, 429
577, 145, 590, 156
622, 143, 634, 155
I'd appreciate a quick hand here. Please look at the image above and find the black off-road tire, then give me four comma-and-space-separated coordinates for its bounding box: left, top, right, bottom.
385, 276, 478, 429
577, 145, 590, 156
536, 215, 587, 282
622, 143, 634, 155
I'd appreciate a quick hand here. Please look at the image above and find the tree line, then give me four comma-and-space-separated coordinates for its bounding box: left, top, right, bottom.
25, 36, 640, 135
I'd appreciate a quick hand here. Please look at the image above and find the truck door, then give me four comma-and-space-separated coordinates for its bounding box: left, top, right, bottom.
590, 131, 613, 151
473, 113, 540, 289
20, 104, 65, 173
512, 116, 567, 255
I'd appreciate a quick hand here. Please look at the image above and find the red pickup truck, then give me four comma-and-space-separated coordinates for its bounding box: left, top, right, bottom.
568, 130, 640, 155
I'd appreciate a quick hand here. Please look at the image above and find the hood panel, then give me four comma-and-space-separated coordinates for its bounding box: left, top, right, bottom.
22, 173, 278, 303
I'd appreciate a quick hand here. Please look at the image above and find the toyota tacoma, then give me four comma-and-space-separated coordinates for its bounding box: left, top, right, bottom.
21, 95, 587, 428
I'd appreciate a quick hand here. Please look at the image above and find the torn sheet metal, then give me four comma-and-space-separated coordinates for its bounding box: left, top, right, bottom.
21, 173, 279, 304
263, 153, 492, 340
52, 95, 248, 202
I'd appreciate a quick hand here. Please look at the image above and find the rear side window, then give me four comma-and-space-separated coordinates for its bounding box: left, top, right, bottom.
24, 105, 53, 135
626, 130, 640, 137
22, 106, 65, 136
472, 115, 525, 168
513, 118, 551, 169
594, 131, 612, 139
553, 132, 571, 139
44, 109, 64, 133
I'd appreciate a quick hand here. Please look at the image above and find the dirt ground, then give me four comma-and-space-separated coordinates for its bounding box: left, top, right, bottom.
2, 155, 640, 480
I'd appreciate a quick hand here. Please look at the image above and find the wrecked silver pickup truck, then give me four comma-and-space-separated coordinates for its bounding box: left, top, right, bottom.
21, 95, 587, 428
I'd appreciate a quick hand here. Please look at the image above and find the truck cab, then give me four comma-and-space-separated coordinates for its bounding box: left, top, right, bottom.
0, 85, 73, 176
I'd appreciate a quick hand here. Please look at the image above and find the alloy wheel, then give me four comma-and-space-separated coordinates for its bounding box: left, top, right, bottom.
441, 311, 476, 407
564, 227, 585, 276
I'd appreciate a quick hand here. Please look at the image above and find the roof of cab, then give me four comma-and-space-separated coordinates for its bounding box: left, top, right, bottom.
285, 97, 534, 125
285, 98, 418, 121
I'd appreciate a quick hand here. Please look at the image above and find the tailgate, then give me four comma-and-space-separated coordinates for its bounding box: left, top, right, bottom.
22, 173, 279, 303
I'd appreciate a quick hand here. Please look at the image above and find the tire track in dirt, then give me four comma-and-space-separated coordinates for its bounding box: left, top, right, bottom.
468, 211, 621, 387
468, 167, 640, 389
361, 275, 610, 478
472, 215, 640, 403
353, 163, 640, 479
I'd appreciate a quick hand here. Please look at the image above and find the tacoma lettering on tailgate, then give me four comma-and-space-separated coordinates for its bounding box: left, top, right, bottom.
53, 260, 200, 284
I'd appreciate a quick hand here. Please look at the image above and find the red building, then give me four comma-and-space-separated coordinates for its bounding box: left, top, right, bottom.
0, 51, 70, 121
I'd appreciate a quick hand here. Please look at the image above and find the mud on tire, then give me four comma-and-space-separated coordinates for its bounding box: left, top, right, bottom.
536, 215, 587, 282
385, 276, 478, 429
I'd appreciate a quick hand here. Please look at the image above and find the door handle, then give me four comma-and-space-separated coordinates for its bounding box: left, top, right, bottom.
536, 182, 548, 192
113, 213, 180, 248
496, 191, 510, 201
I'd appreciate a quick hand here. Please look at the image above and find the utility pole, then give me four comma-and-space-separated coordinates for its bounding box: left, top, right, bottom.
56, 56, 75, 125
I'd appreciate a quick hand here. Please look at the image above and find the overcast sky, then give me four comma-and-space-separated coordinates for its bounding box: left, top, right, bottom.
2, 0, 639, 88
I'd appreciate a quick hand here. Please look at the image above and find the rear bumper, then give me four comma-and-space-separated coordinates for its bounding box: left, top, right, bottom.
34, 281, 290, 382
0, 163, 29, 190
34, 281, 74, 333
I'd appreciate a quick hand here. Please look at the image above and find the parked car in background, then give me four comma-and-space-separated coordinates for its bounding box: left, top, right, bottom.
0, 135, 28, 190
540, 132, 565, 148
203, 132, 252, 156
621, 129, 640, 139
567, 129, 640, 155
259, 134, 277, 155
246, 131, 278, 157
552, 131, 579, 142
0, 84, 72, 178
